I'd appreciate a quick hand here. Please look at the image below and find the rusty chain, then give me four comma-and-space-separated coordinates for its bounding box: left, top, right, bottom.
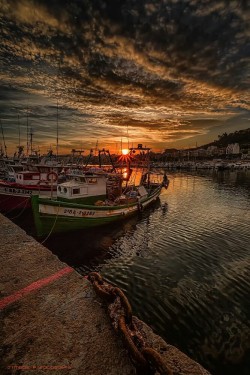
88, 272, 172, 375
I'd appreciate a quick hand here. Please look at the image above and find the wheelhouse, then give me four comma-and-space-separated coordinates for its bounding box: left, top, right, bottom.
57, 174, 107, 200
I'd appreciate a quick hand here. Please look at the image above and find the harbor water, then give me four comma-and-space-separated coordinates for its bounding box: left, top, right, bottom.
13, 170, 250, 375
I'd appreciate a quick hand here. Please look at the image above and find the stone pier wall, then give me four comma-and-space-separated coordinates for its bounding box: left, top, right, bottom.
0, 214, 211, 374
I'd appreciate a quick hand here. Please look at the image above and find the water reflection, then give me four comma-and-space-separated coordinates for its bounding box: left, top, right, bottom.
12, 170, 250, 375
99, 171, 250, 375
42, 200, 162, 271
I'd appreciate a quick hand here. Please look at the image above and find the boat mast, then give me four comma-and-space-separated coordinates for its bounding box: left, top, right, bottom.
26, 108, 29, 156
18, 114, 21, 148
85, 148, 93, 168
56, 99, 59, 160
94, 140, 98, 156
29, 127, 33, 155
127, 124, 129, 149
56, 56, 61, 162
0, 119, 7, 158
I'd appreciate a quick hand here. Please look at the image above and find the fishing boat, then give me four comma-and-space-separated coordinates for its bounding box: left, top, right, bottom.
31, 146, 169, 237
0, 167, 59, 213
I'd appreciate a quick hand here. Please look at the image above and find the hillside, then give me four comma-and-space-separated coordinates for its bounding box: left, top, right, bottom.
202, 128, 250, 149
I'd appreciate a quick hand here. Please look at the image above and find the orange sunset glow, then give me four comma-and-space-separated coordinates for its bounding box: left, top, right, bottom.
0, 1, 249, 156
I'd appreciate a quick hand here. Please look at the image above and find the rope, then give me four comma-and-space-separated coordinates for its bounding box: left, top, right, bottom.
3, 196, 30, 215
8, 197, 30, 219
40, 204, 60, 244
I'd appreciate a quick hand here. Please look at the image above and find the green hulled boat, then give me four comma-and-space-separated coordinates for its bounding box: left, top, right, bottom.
31, 146, 169, 237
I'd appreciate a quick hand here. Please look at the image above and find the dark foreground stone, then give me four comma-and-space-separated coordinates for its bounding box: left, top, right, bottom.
0, 214, 211, 374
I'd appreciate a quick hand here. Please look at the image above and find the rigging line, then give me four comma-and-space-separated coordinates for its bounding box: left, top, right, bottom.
8, 197, 30, 220
4, 195, 31, 214
40, 204, 60, 244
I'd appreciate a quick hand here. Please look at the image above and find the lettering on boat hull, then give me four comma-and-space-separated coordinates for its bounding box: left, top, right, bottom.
0, 186, 32, 196
38, 204, 137, 218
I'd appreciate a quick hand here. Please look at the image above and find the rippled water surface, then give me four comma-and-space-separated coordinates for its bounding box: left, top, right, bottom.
15, 170, 250, 375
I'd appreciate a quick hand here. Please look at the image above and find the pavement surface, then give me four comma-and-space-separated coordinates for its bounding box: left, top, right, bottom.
0, 214, 211, 375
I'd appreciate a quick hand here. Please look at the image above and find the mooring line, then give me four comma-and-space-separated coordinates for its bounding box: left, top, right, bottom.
41, 204, 60, 244
8, 197, 30, 219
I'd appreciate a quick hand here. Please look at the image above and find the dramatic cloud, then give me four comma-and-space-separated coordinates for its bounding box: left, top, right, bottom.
0, 0, 249, 154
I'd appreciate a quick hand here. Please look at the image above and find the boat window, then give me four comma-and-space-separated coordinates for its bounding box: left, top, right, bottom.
23, 174, 33, 180
58, 186, 61, 192
87, 178, 97, 184
80, 177, 86, 182
63, 188, 67, 193
73, 188, 80, 195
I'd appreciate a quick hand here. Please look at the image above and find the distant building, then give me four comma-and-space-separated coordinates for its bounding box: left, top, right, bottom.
240, 143, 250, 159
226, 143, 240, 155
218, 147, 227, 155
163, 148, 179, 159
191, 148, 207, 157
164, 148, 178, 154
207, 145, 218, 155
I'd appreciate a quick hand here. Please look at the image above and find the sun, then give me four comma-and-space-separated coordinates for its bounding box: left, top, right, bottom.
121, 148, 129, 155
118, 149, 132, 164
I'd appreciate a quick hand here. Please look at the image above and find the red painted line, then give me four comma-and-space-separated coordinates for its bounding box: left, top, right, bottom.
0, 267, 73, 310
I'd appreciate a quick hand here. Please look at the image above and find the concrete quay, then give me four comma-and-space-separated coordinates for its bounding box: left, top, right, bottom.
0, 214, 211, 375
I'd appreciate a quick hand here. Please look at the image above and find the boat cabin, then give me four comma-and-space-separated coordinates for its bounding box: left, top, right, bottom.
3, 164, 24, 181
57, 174, 107, 203
15, 171, 41, 185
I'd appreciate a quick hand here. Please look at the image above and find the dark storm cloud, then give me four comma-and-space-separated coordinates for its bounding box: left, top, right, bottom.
0, 0, 249, 152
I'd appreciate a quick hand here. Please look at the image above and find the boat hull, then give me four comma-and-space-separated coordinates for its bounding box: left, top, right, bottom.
32, 186, 162, 237
0, 191, 31, 212
0, 182, 56, 213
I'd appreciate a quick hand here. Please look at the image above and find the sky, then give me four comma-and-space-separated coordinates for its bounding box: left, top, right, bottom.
0, 0, 249, 155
